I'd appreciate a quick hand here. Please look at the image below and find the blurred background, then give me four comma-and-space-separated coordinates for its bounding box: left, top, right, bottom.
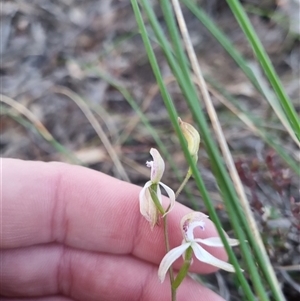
1, 0, 299, 299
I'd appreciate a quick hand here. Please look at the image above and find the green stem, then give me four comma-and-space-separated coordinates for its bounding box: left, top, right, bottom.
149, 185, 176, 300
149, 186, 165, 215
163, 215, 176, 301
172, 246, 193, 289
175, 170, 192, 198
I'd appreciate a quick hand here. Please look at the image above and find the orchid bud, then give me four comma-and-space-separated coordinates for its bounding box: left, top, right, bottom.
178, 118, 200, 162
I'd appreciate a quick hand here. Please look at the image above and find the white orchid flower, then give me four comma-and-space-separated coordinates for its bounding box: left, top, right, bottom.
139, 148, 175, 228
158, 212, 239, 282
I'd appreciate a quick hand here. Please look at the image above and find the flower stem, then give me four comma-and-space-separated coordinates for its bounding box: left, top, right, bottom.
172, 246, 193, 289
163, 215, 176, 301
175, 170, 192, 198
150, 185, 165, 215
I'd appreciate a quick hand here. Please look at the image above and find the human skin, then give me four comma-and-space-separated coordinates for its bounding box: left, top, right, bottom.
1, 158, 227, 301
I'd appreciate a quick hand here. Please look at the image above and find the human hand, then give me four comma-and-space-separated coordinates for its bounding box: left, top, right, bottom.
1, 158, 227, 301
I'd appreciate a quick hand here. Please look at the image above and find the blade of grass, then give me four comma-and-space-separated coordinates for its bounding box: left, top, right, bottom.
248, 63, 300, 147
84, 66, 199, 208
87, 101, 120, 145
144, 1, 293, 298
168, 0, 283, 299
204, 76, 300, 175
115, 81, 171, 146
182, 0, 263, 94
139, 1, 273, 299
182, 0, 299, 146
132, 1, 256, 299
0, 96, 82, 164
137, 1, 290, 299
225, 0, 300, 140
52, 86, 130, 182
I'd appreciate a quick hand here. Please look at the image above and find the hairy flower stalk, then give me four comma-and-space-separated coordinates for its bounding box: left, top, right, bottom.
158, 212, 239, 285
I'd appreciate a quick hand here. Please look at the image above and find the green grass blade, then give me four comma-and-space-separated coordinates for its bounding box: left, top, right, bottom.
183, 0, 299, 145
84, 66, 198, 208
205, 76, 300, 175
149, 1, 285, 298
134, 0, 290, 299
1, 106, 82, 164
182, 0, 263, 94
226, 0, 300, 140
132, 0, 258, 299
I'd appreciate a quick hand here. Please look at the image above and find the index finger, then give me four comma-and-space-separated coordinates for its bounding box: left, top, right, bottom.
1, 158, 227, 272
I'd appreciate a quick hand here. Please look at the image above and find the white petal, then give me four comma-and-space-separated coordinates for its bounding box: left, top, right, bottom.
149, 148, 165, 183
139, 181, 152, 205
139, 182, 158, 227
180, 212, 208, 240
181, 212, 209, 224
156, 185, 162, 204
185, 220, 206, 241
191, 242, 235, 272
159, 182, 175, 216
194, 237, 239, 247
139, 186, 152, 218
158, 243, 190, 282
